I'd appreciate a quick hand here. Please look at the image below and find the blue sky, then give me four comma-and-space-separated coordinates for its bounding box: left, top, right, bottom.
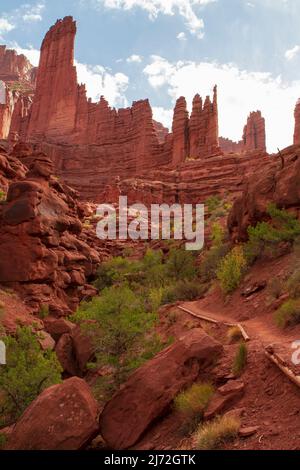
1, 0, 300, 151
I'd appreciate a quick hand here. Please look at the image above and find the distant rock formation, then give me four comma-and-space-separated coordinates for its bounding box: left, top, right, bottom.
7, 16, 222, 198
0, 46, 35, 83
220, 111, 266, 154
293, 99, 300, 145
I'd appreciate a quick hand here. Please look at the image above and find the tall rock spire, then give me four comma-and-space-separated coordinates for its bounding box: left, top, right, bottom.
27, 16, 78, 140
294, 99, 300, 145
172, 96, 189, 165
242, 111, 266, 152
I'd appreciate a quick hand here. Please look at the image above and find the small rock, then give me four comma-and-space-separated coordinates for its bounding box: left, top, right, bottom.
239, 426, 259, 438
218, 380, 245, 396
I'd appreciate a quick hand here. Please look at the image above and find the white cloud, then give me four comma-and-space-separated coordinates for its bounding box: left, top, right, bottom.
9, 44, 129, 108
144, 56, 300, 152
285, 45, 300, 61
177, 31, 187, 40
91, 0, 216, 38
13, 44, 40, 66
23, 3, 45, 22
126, 54, 143, 63
152, 106, 173, 128
76, 62, 129, 107
0, 18, 15, 35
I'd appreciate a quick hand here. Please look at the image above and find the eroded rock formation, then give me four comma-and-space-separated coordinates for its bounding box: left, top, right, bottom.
294, 99, 300, 145
220, 111, 266, 154
5, 17, 223, 198
0, 46, 35, 83
0, 143, 102, 316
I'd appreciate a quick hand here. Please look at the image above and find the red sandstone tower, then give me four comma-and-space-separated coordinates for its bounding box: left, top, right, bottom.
293, 99, 300, 145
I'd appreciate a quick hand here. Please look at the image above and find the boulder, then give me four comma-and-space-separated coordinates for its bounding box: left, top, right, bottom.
99, 329, 223, 449
6, 377, 99, 450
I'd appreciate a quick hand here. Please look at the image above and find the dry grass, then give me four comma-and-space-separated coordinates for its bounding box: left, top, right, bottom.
195, 415, 240, 450
226, 326, 243, 344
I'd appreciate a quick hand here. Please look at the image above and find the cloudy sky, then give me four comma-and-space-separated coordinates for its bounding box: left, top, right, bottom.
1, 0, 300, 152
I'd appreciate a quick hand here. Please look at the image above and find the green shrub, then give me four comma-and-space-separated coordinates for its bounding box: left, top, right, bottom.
38, 304, 49, 319
217, 246, 247, 294
166, 249, 197, 281
0, 433, 6, 449
71, 286, 160, 390
232, 342, 248, 376
196, 415, 240, 450
162, 280, 207, 304
205, 195, 222, 213
0, 189, 6, 203
267, 278, 284, 300
245, 205, 300, 264
274, 299, 300, 328
286, 269, 300, 299
199, 244, 230, 282
0, 327, 62, 424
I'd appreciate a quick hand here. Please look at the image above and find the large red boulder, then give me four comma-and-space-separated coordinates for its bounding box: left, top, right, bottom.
6, 377, 99, 450
99, 329, 223, 449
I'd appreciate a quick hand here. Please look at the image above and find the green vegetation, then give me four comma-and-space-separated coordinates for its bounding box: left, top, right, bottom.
0, 327, 62, 425
0, 433, 7, 449
195, 415, 240, 450
205, 195, 222, 213
245, 204, 300, 264
232, 342, 248, 376
38, 304, 49, 319
274, 299, 300, 328
199, 222, 230, 282
174, 383, 214, 431
217, 246, 247, 294
0, 189, 6, 203
286, 269, 300, 299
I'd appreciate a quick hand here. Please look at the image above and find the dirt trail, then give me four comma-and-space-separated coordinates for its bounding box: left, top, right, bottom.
180, 300, 300, 347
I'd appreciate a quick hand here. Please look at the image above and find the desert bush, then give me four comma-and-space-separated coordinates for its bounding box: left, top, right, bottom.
267, 278, 284, 300
205, 195, 222, 213
226, 326, 243, 344
274, 299, 300, 328
72, 285, 162, 390
286, 269, 300, 299
0, 327, 62, 425
245, 205, 300, 264
38, 304, 49, 319
217, 246, 247, 294
174, 383, 214, 430
162, 280, 207, 304
232, 342, 248, 376
199, 244, 230, 282
165, 249, 197, 281
196, 415, 240, 450
0, 189, 6, 203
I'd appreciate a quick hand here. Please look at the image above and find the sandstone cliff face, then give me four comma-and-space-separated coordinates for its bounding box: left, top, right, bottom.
6, 16, 223, 199
0, 144, 102, 316
0, 46, 35, 83
220, 110, 266, 154
293, 99, 300, 145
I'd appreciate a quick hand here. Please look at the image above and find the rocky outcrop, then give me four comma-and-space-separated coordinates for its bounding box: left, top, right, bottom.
228, 145, 300, 241
220, 111, 266, 154
6, 377, 99, 450
243, 111, 266, 152
4, 17, 224, 199
0, 144, 102, 315
294, 99, 300, 145
0, 46, 35, 83
99, 329, 223, 449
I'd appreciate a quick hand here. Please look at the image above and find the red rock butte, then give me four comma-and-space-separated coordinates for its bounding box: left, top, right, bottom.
1, 15, 300, 202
